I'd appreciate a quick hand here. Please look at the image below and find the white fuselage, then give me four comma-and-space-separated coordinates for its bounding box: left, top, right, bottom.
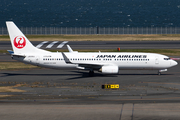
13, 52, 177, 71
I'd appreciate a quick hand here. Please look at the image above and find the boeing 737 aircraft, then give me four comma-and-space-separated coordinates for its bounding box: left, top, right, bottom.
6, 21, 178, 76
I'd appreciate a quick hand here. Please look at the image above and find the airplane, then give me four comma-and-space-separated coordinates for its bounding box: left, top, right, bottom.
6, 21, 178, 76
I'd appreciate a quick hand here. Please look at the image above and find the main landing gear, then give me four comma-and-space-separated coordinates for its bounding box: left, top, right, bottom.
158, 71, 161, 75
89, 70, 94, 76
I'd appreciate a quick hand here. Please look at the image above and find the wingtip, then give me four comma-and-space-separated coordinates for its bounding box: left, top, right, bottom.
6, 21, 13, 24
67, 45, 74, 53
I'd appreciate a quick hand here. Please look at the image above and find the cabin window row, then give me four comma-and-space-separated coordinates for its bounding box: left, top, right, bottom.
70, 58, 101, 61
42, 58, 102, 61
43, 58, 64, 61
114, 59, 149, 61
43, 58, 150, 61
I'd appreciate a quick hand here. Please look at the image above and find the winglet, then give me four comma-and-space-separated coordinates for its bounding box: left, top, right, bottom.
67, 45, 73, 52
67, 45, 78, 53
61, 52, 72, 64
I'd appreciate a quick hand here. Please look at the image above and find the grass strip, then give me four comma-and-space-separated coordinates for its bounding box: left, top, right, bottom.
0, 50, 9, 53
0, 84, 26, 92
0, 62, 38, 70
1, 34, 180, 41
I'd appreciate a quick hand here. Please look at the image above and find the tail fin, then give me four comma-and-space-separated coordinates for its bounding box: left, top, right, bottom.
6, 21, 50, 54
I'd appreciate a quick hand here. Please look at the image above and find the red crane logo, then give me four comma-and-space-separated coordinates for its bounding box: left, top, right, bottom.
14, 36, 26, 49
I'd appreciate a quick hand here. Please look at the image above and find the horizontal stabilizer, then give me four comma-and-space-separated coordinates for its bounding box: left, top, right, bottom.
7, 50, 25, 57
7, 50, 14, 54
12, 54, 26, 57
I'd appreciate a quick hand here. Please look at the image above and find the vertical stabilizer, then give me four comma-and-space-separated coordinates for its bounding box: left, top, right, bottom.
6, 21, 50, 54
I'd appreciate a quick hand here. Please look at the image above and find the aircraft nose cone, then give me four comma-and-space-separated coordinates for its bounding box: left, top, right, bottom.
171, 60, 178, 66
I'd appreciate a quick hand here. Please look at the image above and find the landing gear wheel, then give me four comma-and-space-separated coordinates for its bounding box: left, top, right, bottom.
158, 72, 161, 75
89, 70, 94, 76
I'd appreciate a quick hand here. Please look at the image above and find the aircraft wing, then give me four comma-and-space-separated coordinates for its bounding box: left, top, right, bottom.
62, 52, 114, 70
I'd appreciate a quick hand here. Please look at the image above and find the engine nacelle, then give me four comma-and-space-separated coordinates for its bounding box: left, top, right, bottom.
99, 66, 119, 74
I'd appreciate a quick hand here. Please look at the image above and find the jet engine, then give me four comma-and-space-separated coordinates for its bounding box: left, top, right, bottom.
99, 66, 119, 74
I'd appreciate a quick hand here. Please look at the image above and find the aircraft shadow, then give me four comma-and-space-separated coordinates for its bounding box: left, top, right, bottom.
118, 73, 172, 76
0, 73, 76, 77
66, 71, 173, 80
66, 71, 117, 80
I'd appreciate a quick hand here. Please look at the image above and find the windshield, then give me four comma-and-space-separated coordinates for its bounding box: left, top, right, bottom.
164, 58, 170, 60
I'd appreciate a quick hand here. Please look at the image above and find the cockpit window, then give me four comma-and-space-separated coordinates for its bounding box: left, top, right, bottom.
164, 58, 170, 60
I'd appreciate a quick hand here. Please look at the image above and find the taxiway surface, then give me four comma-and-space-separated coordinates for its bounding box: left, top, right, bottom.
0, 62, 180, 120
1, 103, 180, 120
1, 41, 180, 50
1, 40, 180, 119
0, 60, 180, 102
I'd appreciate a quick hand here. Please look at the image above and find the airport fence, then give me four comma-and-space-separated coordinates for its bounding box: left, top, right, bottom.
1, 27, 180, 35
